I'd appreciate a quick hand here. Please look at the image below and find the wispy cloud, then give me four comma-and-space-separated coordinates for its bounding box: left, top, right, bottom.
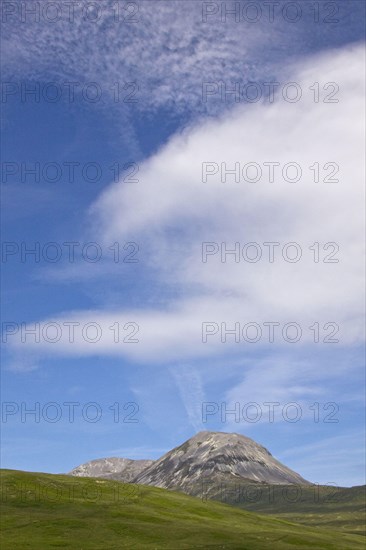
279, 431, 366, 486
0, 1, 277, 114
3, 1, 364, 117
172, 365, 206, 432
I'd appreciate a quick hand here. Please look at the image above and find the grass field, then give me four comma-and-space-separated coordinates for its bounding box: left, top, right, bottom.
231, 483, 365, 537
259, 486, 365, 537
1, 469, 365, 549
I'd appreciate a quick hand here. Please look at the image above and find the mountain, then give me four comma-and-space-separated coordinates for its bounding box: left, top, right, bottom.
69, 457, 154, 482
68, 431, 310, 500
133, 431, 310, 496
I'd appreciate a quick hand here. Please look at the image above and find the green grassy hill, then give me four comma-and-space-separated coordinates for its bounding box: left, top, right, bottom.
1, 469, 364, 549
214, 482, 365, 537
251, 485, 365, 537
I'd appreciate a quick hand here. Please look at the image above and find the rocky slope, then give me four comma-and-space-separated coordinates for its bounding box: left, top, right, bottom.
69, 457, 154, 482
134, 431, 310, 495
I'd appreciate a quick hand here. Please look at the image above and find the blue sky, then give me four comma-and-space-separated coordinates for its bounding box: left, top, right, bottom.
1, 0, 365, 487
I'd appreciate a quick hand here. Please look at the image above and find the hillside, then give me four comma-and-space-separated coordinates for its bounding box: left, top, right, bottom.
1, 469, 364, 549
251, 485, 366, 537
202, 481, 365, 537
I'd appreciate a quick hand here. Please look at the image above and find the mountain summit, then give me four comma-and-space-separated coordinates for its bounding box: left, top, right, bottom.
133, 431, 310, 494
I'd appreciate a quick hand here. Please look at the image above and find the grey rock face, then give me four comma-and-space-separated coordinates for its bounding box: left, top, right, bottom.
133, 431, 310, 492
69, 457, 154, 482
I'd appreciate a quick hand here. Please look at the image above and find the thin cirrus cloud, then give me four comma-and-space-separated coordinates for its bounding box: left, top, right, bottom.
4, 43, 365, 370
279, 431, 366, 486
1, 0, 278, 113
2, 1, 364, 116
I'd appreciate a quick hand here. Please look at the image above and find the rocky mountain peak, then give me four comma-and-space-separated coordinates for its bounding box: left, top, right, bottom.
134, 431, 309, 489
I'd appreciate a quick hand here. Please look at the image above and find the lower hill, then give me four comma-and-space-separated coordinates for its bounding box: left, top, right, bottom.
200, 479, 366, 537
1, 469, 364, 549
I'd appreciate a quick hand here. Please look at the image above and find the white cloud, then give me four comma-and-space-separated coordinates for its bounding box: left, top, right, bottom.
92, 43, 365, 341
4, 44, 365, 368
